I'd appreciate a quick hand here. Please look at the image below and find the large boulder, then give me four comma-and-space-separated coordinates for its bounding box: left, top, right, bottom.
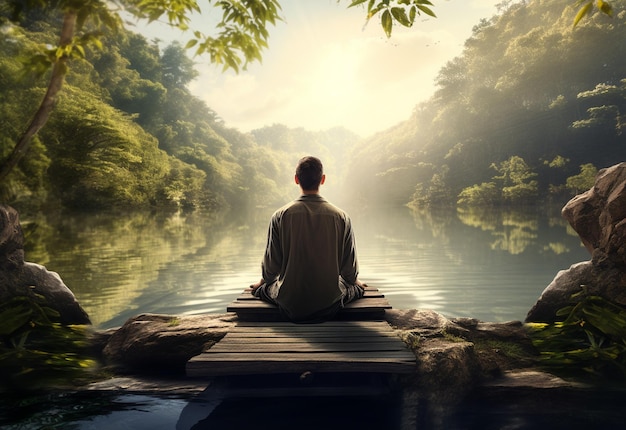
562, 162, 626, 266
526, 163, 626, 323
0, 205, 90, 325
101, 313, 237, 373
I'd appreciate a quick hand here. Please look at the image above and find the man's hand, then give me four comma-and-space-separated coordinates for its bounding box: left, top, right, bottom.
250, 278, 264, 291
356, 279, 368, 289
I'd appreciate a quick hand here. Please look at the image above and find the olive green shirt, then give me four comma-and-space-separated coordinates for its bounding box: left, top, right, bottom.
261, 194, 359, 321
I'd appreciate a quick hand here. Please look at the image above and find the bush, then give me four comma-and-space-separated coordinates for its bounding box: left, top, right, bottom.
527, 286, 626, 381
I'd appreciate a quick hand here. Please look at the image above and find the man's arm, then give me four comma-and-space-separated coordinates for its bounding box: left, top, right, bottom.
340, 216, 360, 285
251, 214, 282, 291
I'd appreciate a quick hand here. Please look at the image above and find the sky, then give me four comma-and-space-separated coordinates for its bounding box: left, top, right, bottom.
135, 1, 504, 137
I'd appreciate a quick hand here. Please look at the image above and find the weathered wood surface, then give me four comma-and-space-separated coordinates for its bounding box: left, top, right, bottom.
186, 320, 416, 377
226, 287, 391, 321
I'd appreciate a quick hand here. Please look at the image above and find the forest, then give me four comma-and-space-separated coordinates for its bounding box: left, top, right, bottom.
343, 0, 626, 208
0, 0, 624, 213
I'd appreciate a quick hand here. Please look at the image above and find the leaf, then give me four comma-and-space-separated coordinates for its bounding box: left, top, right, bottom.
556, 305, 574, 317
381, 9, 392, 37
416, 4, 436, 18
0, 304, 32, 335
348, 0, 369, 7
597, 0, 614, 16
573, 1, 593, 27
390, 7, 411, 27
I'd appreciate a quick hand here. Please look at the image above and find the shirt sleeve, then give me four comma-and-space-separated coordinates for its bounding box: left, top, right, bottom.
340, 215, 358, 285
261, 213, 282, 283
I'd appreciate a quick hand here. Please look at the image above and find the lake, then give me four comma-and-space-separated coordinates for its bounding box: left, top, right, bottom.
22, 202, 590, 329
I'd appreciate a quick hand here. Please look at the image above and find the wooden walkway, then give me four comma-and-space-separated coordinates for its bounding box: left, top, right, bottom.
186, 320, 415, 378
186, 287, 415, 380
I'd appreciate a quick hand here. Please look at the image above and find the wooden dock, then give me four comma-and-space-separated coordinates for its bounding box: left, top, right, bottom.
186, 320, 415, 378
187, 287, 415, 379
185, 288, 418, 428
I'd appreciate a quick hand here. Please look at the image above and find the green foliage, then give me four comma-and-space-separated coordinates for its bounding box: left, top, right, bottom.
0, 11, 362, 210
491, 156, 537, 188
0, 290, 98, 390
160, 41, 198, 88
566, 163, 598, 194
527, 287, 626, 381
409, 164, 452, 208
44, 86, 178, 208
457, 156, 538, 206
457, 182, 499, 206
349, 0, 436, 37
344, 0, 626, 208
544, 155, 569, 169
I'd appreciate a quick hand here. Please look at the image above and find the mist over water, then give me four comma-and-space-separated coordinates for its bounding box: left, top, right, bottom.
24, 204, 589, 328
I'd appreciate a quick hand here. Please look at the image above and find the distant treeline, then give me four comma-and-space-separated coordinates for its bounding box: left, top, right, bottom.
1, 0, 624, 212
342, 0, 626, 208
0, 10, 359, 211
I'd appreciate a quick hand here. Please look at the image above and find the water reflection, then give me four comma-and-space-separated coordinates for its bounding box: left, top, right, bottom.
21, 204, 589, 327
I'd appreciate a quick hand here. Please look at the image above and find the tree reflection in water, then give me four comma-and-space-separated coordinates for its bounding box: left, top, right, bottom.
19, 204, 589, 327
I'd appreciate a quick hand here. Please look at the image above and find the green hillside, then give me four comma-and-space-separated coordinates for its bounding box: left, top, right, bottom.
1, 0, 624, 212
342, 0, 625, 208
0, 10, 358, 211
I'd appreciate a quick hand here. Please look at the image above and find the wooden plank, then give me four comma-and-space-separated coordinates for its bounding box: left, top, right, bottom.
222, 335, 396, 342
221, 335, 398, 342
226, 287, 391, 322
187, 354, 414, 376
208, 341, 406, 353
237, 288, 384, 300
222, 330, 398, 338
218, 321, 400, 340
186, 321, 416, 377
230, 296, 390, 307
233, 320, 394, 329
226, 298, 391, 312
191, 352, 415, 361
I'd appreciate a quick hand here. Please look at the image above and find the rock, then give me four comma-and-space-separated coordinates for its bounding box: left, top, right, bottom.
526, 261, 593, 322
0, 204, 24, 271
385, 308, 460, 336
21, 262, 91, 325
0, 205, 90, 325
562, 162, 626, 266
382, 308, 536, 421
102, 313, 237, 373
527, 163, 626, 323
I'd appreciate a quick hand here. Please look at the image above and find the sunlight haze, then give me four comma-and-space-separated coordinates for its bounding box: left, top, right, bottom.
137, 1, 504, 136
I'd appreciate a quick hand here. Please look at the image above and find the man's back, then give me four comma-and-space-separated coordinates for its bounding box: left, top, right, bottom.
262, 195, 358, 321
251, 155, 364, 322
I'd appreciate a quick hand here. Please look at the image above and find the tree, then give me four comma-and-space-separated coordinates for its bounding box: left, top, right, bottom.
457, 156, 539, 206
160, 42, 198, 89
0, 0, 439, 184
566, 163, 598, 194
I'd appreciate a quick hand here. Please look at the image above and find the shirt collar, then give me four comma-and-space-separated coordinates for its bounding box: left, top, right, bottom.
297, 194, 326, 202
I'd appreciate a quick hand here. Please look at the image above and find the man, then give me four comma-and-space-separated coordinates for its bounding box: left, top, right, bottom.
251, 156, 366, 322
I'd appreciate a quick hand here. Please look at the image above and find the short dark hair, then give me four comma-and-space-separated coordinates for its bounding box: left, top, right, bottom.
296, 156, 324, 191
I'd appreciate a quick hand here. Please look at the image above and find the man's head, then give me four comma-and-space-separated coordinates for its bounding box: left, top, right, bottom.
295, 156, 325, 192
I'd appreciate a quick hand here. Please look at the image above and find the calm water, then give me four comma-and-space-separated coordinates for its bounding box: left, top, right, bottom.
23, 203, 589, 328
